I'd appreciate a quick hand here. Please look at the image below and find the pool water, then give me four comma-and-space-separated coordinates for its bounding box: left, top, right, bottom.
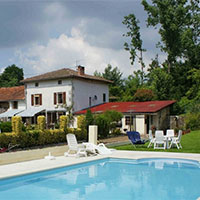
0, 158, 200, 200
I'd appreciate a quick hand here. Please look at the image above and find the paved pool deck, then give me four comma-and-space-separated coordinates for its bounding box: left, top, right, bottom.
0, 150, 200, 179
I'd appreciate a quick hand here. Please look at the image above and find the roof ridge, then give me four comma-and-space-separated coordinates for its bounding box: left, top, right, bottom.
22, 67, 112, 83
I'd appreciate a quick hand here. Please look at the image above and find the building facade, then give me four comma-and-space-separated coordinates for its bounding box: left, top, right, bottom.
17, 66, 110, 126
0, 86, 26, 119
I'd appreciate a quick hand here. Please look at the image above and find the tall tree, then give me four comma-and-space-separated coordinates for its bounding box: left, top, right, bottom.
142, 0, 200, 72
148, 67, 174, 100
123, 14, 146, 82
0, 64, 24, 87
94, 64, 124, 101
121, 71, 142, 101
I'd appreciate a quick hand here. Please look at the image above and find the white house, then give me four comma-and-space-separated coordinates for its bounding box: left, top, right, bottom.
74, 100, 176, 135
15, 66, 111, 126
0, 86, 26, 119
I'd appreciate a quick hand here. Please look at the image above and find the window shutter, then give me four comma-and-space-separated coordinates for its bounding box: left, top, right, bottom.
39, 94, 42, 105
31, 95, 34, 106
63, 92, 66, 104
54, 93, 57, 105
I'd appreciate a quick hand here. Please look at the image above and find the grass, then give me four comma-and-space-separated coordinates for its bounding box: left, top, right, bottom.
114, 130, 200, 153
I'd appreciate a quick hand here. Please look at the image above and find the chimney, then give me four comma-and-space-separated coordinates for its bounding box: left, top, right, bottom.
77, 65, 85, 75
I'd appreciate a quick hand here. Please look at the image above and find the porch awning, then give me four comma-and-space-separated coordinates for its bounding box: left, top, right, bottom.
0, 109, 25, 118
18, 107, 45, 117
46, 108, 66, 112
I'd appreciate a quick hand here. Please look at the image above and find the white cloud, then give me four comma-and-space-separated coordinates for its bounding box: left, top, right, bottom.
0, 67, 5, 74
16, 22, 166, 79
16, 25, 136, 77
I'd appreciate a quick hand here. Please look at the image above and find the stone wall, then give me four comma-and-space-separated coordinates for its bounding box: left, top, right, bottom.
170, 115, 185, 129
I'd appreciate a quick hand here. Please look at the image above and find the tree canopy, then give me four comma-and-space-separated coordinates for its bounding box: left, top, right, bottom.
0, 64, 24, 87
120, 0, 200, 114
94, 64, 124, 101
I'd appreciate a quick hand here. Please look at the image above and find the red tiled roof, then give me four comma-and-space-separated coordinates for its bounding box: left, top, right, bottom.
0, 86, 25, 101
75, 100, 176, 114
22, 68, 112, 84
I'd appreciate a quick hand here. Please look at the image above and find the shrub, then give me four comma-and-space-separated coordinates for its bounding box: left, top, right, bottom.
77, 115, 86, 129
12, 116, 22, 134
185, 113, 200, 130
94, 110, 123, 138
37, 116, 46, 131
95, 115, 109, 138
59, 115, 68, 130
0, 121, 12, 133
85, 109, 94, 128
111, 128, 121, 136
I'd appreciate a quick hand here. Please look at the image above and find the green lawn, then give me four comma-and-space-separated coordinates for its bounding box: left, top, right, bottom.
114, 130, 200, 153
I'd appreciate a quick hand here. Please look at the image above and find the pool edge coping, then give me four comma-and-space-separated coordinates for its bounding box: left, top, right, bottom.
0, 150, 200, 180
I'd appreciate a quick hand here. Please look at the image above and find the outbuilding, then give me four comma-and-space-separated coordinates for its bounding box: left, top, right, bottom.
74, 100, 176, 135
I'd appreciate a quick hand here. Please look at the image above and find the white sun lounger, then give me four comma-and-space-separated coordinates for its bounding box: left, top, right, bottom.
83, 142, 113, 155
64, 133, 87, 157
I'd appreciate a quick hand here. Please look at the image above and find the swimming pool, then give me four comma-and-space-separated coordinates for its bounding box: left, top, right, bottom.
0, 158, 200, 200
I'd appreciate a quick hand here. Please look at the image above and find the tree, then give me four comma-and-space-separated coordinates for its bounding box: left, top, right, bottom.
142, 0, 200, 72
94, 64, 124, 101
133, 89, 155, 102
186, 68, 200, 100
123, 14, 146, 82
121, 71, 143, 101
0, 64, 24, 87
148, 67, 174, 100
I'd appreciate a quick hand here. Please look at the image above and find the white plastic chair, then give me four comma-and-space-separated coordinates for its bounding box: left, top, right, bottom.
169, 130, 182, 149
64, 133, 87, 157
147, 130, 155, 148
165, 129, 175, 148
154, 130, 166, 149
166, 129, 175, 137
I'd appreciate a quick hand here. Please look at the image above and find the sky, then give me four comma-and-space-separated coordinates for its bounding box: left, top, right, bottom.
0, 0, 166, 78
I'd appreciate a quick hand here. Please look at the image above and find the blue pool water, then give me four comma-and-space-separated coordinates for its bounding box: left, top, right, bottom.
0, 158, 200, 200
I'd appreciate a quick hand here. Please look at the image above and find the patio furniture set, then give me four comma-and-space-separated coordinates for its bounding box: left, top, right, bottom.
127, 129, 182, 150
148, 129, 182, 150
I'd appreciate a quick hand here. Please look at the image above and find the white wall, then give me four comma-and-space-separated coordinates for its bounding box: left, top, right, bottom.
26, 79, 73, 110
8, 100, 26, 110
26, 78, 109, 113
73, 79, 109, 112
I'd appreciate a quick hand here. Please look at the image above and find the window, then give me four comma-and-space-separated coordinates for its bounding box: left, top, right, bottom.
58, 80, 62, 85
103, 93, 106, 103
151, 115, 153, 124
35, 95, 40, 105
31, 94, 42, 106
58, 93, 63, 104
54, 92, 66, 105
12, 101, 18, 109
125, 116, 134, 125
35, 82, 39, 87
89, 97, 92, 107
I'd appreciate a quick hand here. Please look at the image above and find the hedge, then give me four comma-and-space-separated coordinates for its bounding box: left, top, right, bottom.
0, 121, 12, 133
0, 128, 87, 149
12, 116, 22, 134
37, 116, 46, 131
59, 115, 68, 130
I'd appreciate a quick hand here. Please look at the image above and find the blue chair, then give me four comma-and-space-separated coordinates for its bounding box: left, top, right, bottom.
127, 131, 146, 148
